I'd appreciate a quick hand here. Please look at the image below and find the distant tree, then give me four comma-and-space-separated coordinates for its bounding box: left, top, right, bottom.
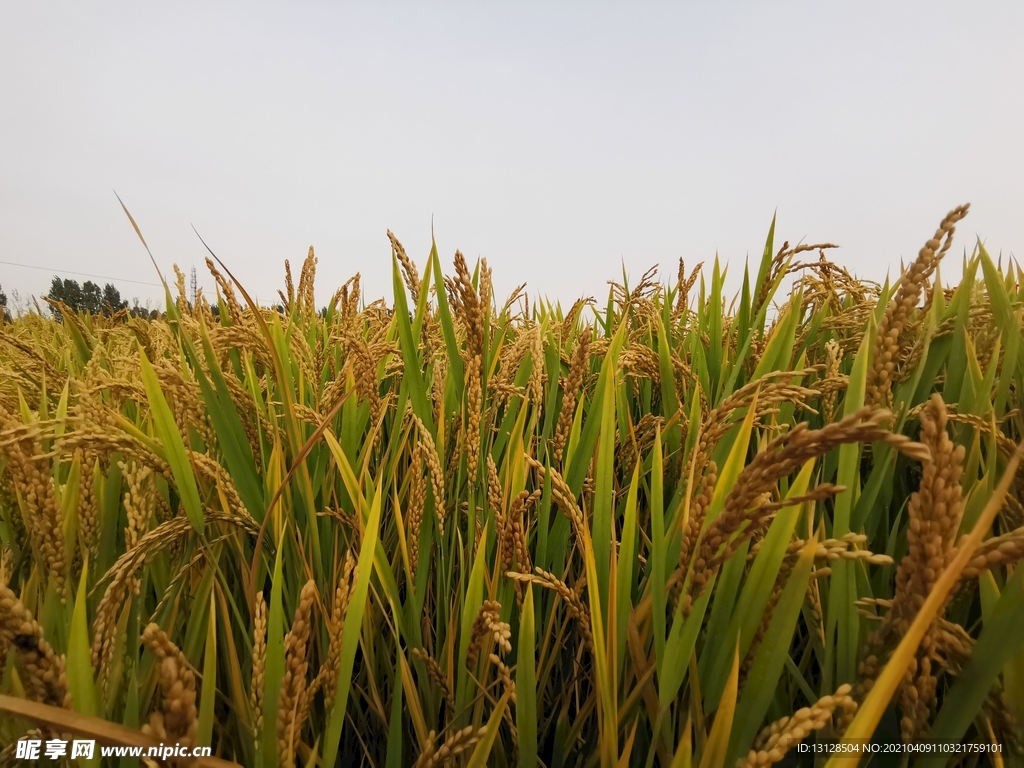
80, 281, 102, 314
101, 283, 128, 315
47, 276, 129, 320
0, 283, 9, 321
47, 277, 82, 321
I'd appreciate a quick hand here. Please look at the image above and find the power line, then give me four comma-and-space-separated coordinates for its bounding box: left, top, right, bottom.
0, 259, 163, 288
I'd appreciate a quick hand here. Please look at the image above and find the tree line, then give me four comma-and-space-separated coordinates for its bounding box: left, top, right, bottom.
0, 278, 166, 322
45, 277, 130, 320
0, 276, 269, 322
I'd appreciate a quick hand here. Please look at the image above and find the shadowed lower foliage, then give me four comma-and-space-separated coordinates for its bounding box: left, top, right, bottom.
0, 205, 1023, 767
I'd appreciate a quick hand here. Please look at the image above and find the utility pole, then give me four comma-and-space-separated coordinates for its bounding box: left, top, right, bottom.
190, 266, 197, 307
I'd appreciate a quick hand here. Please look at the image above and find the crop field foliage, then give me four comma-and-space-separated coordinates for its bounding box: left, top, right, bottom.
0, 204, 1023, 768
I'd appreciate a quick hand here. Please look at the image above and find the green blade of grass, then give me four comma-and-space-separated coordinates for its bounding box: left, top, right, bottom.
517, 584, 538, 768
825, 314, 874, 689
466, 691, 513, 768
615, 463, 640, 679
699, 639, 739, 768
385, 641, 405, 768
650, 427, 668, 672
728, 533, 817, 765
197, 589, 218, 747
592, 327, 622, 614
67, 557, 98, 732
194, 318, 264, 519
139, 349, 204, 535
702, 459, 815, 712
322, 478, 384, 767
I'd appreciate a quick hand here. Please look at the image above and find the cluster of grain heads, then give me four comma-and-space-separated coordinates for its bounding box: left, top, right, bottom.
451, 250, 486, 483
413, 726, 486, 768
0, 202, 1022, 766
0, 405, 67, 601
740, 685, 858, 767
859, 395, 966, 740
277, 580, 316, 768
866, 204, 970, 408
140, 623, 198, 748
249, 592, 267, 752
685, 405, 928, 612
0, 582, 70, 709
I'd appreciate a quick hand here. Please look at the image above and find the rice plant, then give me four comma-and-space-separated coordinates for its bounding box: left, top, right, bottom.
0, 203, 1022, 767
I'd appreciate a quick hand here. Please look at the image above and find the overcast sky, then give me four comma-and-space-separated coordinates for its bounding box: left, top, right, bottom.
1, 2, 1021, 312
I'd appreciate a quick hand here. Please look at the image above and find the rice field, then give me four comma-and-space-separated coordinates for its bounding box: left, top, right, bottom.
0, 203, 1022, 767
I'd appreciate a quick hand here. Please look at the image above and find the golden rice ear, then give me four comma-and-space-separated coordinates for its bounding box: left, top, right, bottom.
413, 725, 487, 768
0, 583, 70, 709
389, 230, 421, 305
276, 580, 317, 768
320, 552, 357, 712
552, 327, 592, 464
857, 394, 980, 741
249, 592, 268, 750
841, 440, 1024, 752
866, 205, 970, 407
740, 685, 857, 767
140, 623, 198, 747
0, 405, 68, 602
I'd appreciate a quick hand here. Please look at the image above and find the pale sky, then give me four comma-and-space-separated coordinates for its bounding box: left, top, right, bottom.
1, 2, 1022, 312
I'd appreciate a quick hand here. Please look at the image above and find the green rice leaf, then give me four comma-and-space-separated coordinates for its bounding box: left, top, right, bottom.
197, 589, 218, 746
728, 534, 817, 765
67, 558, 98, 728
322, 478, 384, 767
139, 349, 204, 534
517, 584, 538, 768
466, 691, 513, 768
